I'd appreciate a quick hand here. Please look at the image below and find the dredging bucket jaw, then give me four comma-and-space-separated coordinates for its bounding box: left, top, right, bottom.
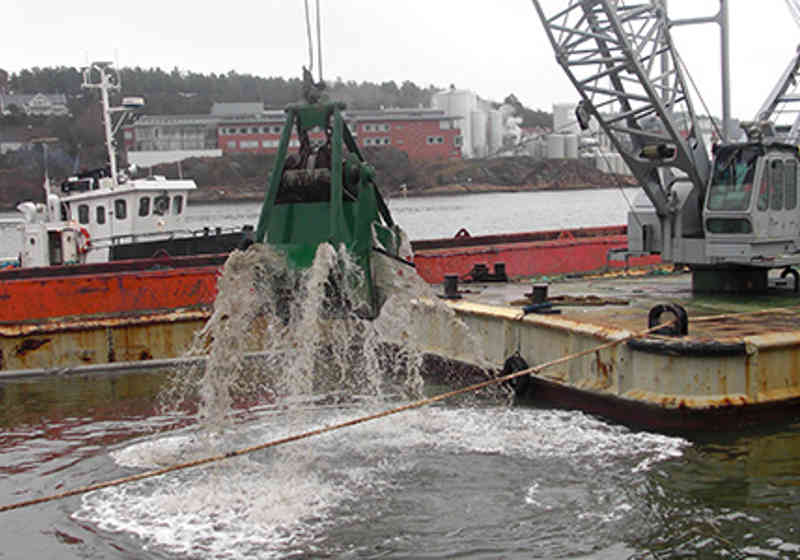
254, 102, 404, 319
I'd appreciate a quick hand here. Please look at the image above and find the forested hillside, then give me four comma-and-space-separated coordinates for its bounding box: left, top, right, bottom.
0, 66, 555, 209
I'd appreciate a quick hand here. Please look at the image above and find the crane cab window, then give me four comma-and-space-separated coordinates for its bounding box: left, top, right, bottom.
172, 195, 183, 215
786, 160, 797, 210
707, 146, 759, 211
770, 160, 784, 210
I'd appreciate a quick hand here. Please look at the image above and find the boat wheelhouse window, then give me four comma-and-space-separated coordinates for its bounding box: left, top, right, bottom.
786, 160, 798, 210
172, 195, 183, 215
153, 194, 169, 216
139, 196, 151, 217
114, 199, 127, 220
770, 160, 784, 210
96, 206, 106, 225
707, 146, 759, 211
78, 204, 90, 225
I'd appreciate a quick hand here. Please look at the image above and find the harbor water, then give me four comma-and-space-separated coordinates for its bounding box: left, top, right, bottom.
2, 188, 800, 558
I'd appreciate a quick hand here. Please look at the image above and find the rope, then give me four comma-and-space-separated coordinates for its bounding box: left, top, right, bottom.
0, 318, 676, 514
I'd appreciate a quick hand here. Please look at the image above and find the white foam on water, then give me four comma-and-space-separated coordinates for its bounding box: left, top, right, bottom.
74, 404, 686, 558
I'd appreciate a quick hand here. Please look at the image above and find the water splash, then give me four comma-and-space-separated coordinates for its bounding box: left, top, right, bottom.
158, 240, 491, 436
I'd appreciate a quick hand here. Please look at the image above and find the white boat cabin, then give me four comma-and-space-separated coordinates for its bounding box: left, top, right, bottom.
17, 170, 196, 267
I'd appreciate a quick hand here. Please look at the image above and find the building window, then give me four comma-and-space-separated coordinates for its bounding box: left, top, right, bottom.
173, 195, 183, 215
240, 140, 259, 148
239, 128, 247, 134
271, 126, 282, 133
227, 140, 237, 149
139, 196, 151, 217
114, 199, 127, 220
250, 127, 259, 134
78, 204, 90, 224
364, 124, 373, 132
436, 136, 444, 144
96, 206, 106, 224
289, 139, 300, 147
382, 124, 390, 131
364, 138, 372, 146
454, 136, 463, 147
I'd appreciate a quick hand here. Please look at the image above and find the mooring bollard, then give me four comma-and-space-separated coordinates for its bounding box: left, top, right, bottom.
443, 274, 462, 299
531, 283, 549, 303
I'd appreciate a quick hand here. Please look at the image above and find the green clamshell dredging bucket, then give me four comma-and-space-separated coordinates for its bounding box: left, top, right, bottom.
254, 102, 405, 319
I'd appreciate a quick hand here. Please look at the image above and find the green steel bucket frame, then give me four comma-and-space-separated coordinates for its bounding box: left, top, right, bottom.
254, 102, 401, 318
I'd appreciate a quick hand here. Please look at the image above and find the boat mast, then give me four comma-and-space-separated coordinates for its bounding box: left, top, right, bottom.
82, 62, 121, 182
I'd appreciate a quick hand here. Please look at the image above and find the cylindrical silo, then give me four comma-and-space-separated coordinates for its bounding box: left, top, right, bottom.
546, 134, 565, 159
488, 110, 503, 154
433, 89, 477, 158
471, 110, 488, 158
564, 134, 579, 158
553, 102, 578, 134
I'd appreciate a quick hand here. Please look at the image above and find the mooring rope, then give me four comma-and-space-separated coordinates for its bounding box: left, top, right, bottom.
0, 319, 676, 514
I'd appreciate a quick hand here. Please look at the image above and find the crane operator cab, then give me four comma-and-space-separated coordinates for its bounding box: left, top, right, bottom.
704, 142, 800, 261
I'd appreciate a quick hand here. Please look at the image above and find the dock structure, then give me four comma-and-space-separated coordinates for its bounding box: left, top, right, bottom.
417, 272, 800, 431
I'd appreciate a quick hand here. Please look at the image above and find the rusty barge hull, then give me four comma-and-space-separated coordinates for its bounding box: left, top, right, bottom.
415, 274, 800, 432
0, 254, 224, 322
0, 308, 210, 372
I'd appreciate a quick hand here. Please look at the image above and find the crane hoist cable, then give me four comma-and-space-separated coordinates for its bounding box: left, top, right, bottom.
303, 0, 324, 83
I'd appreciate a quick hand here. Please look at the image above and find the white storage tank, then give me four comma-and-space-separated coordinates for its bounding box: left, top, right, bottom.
564, 134, 579, 158
488, 110, 503, 154
546, 134, 566, 158
553, 102, 578, 134
433, 89, 478, 158
471, 110, 488, 158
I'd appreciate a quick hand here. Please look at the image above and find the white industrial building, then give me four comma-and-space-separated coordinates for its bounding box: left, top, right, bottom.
431, 88, 510, 159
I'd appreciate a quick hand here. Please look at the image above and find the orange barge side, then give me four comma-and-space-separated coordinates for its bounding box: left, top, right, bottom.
410, 225, 661, 284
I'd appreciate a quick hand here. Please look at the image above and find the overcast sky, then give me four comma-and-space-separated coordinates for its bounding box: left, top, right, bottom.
4, 1, 799, 120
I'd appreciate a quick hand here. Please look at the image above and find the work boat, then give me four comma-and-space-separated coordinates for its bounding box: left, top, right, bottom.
8, 62, 247, 270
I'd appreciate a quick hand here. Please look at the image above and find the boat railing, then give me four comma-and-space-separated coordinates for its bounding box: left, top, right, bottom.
89, 224, 252, 249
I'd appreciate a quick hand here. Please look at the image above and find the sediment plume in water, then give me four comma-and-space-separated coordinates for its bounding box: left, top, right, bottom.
158, 241, 500, 435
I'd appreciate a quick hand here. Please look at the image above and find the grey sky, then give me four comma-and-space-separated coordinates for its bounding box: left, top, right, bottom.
3, 1, 799, 120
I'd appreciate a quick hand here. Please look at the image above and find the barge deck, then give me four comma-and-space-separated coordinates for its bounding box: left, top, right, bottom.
418, 270, 800, 431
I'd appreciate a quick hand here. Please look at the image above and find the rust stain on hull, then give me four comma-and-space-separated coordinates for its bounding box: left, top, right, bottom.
0, 307, 211, 372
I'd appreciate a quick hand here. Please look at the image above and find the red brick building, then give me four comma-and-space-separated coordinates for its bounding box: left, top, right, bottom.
126, 106, 463, 163
217, 108, 463, 161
